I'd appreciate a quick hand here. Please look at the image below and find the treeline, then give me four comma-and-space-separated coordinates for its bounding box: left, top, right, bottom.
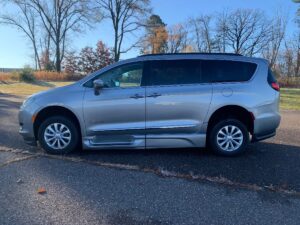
139, 11, 299, 79
1, 0, 300, 79
0, 0, 151, 72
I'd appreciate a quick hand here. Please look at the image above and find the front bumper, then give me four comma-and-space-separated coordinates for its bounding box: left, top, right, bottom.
19, 102, 39, 146
19, 128, 37, 146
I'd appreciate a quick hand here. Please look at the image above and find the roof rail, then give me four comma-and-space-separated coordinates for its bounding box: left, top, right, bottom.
138, 53, 243, 57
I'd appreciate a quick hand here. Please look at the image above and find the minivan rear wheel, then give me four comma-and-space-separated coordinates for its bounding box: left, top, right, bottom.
38, 116, 79, 154
209, 119, 249, 156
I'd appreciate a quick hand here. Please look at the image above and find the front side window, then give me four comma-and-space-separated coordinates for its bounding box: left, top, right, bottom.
145, 60, 202, 86
84, 63, 143, 88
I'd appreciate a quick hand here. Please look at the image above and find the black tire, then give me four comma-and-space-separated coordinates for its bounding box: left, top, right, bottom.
38, 116, 80, 154
208, 119, 249, 156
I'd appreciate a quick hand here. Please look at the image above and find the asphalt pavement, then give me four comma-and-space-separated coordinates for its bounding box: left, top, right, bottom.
1, 93, 300, 225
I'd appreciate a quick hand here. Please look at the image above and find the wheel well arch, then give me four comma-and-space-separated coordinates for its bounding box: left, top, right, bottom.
207, 105, 254, 135
33, 106, 82, 140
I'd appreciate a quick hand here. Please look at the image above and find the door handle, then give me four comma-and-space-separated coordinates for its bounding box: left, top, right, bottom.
147, 93, 162, 98
130, 94, 144, 99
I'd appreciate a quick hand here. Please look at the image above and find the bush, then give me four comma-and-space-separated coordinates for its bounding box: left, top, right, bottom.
10, 72, 20, 81
19, 68, 36, 83
65, 73, 84, 81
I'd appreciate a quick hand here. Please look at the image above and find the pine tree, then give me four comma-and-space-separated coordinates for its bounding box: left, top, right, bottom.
142, 15, 168, 54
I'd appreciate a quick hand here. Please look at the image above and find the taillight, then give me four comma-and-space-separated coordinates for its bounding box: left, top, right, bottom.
271, 82, 280, 92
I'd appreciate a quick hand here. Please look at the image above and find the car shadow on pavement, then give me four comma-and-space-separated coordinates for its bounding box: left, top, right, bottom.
70, 142, 300, 192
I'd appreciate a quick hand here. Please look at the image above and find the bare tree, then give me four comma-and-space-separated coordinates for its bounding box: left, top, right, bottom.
263, 13, 287, 69
215, 11, 229, 53
39, 28, 56, 70
27, 0, 97, 72
167, 24, 188, 53
189, 15, 215, 53
293, 0, 300, 25
0, 0, 41, 69
96, 0, 151, 62
289, 34, 300, 77
217, 9, 271, 56
277, 33, 300, 78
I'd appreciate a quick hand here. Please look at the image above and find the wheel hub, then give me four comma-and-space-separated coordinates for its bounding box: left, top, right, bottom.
216, 125, 243, 152
44, 123, 71, 150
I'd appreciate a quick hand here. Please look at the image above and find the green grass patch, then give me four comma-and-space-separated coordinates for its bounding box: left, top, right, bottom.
280, 88, 300, 111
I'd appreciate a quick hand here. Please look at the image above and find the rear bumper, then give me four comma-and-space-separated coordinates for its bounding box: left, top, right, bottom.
252, 130, 276, 142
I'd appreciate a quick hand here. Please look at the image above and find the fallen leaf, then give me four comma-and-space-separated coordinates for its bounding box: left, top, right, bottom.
16, 179, 23, 184
37, 187, 47, 194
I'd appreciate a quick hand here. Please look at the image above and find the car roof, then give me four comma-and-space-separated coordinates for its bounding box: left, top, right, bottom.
136, 53, 266, 62
139, 53, 243, 57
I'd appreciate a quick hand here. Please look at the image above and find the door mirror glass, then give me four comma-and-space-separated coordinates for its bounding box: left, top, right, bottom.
93, 79, 104, 95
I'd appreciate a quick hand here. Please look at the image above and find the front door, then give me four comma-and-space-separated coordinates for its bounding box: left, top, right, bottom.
83, 62, 145, 148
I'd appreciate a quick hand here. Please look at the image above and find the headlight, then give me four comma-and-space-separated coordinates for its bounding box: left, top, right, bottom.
21, 97, 35, 109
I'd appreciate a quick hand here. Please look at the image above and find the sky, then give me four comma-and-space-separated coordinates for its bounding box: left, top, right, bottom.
0, 0, 298, 68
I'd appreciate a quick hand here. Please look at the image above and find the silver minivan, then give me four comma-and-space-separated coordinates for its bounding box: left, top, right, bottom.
19, 53, 281, 156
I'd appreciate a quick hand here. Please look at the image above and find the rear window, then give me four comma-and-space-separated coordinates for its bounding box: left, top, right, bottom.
268, 68, 277, 84
202, 60, 257, 83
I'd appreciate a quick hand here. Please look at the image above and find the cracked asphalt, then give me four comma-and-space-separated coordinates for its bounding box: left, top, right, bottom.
1, 93, 300, 225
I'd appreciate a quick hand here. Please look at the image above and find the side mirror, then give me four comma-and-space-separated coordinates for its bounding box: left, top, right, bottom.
93, 79, 104, 95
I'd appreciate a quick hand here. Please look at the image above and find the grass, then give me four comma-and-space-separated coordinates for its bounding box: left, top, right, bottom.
280, 88, 300, 111
0, 81, 73, 97
1, 82, 300, 111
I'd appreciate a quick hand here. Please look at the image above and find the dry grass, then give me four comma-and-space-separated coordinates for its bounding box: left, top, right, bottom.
0, 72, 16, 81
0, 71, 83, 82
0, 81, 73, 97
0, 72, 7, 81
34, 71, 68, 81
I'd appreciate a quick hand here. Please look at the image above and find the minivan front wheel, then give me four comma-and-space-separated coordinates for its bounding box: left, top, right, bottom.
209, 119, 249, 156
38, 116, 79, 154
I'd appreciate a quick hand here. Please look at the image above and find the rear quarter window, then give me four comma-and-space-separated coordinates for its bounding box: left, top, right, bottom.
202, 60, 257, 83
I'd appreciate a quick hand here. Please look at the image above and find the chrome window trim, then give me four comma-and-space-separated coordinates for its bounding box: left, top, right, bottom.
81, 57, 261, 88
